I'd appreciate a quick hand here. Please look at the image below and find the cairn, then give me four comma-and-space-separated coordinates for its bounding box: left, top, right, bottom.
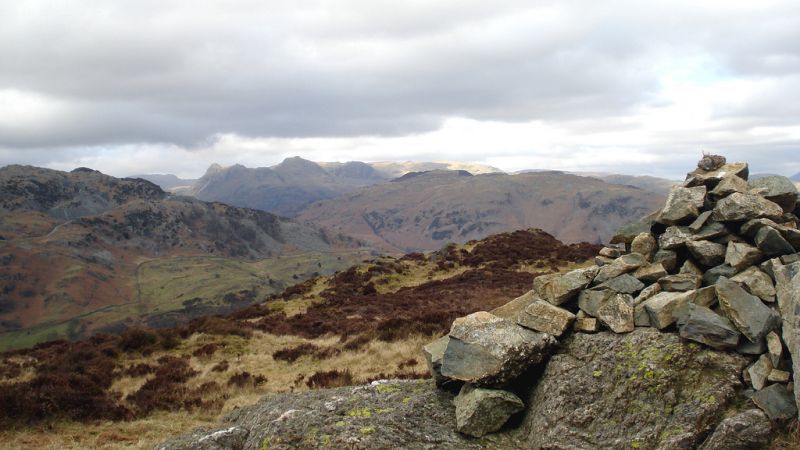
424, 156, 800, 437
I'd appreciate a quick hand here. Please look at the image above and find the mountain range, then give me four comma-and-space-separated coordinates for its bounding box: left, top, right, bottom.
0, 165, 367, 349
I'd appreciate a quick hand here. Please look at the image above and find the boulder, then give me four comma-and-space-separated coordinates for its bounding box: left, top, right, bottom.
774, 261, 800, 416
534, 266, 599, 305
737, 338, 767, 355
519, 328, 748, 449
643, 291, 695, 329
702, 264, 737, 287
709, 174, 749, 199
766, 331, 783, 368
711, 193, 783, 222
516, 300, 576, 337
730, 267, 776, 302
686, 240, 726, 267
724, 241, 763, 271
454, 385, 524, 437
631, 232, 657, 259
692, 222, 729, 241
754, 226, 795, 257
768, 369, 791, 383
678, 303, 740, 350
658, 186, 706, 225
423, 336, 452, 388
593, 253, 645, 284
654, 249, 678, 272
689, 210, 714, 232
684, 161, 749, 188
574, 310, 600, 333
749, 175, 799, 213
441, 312, 557, 387
752, 384, 798, 421
578, 289, 614, 317
659, 273, 702, 292
598, 247, 622, 258
699, 409, 772, 450
747, 354, 774, 391
633, 263, 668, 284
596, 293, 635, 333
593, 273, 645, 295
659, 226, 693, 250
716, 278, 780, 343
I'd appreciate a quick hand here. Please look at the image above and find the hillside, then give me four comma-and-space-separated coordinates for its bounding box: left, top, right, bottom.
132, 174, 197, 190
0, 166, 368, 350
187, 158, 388, 217
298, 170, 665, 252
0, 229, 600, 449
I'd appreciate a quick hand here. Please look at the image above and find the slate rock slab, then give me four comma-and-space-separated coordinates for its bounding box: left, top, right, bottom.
715, 278, 780, 343
678, 303, 740, 350
516, 299, 576, 337
752, 383, 798, 421
712, 193, 783, 222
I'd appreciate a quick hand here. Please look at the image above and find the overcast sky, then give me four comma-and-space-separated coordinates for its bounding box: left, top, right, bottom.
1, 0, 799, 179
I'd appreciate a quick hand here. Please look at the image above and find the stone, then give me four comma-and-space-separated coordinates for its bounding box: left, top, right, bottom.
516, 300, 576, 338
730, 267, 776, 302
490, 290, 536, 319
659, 273, 701, 292
702, 264, 737, 287
533, 266, 598, 305
653, 249, 678, 272
768, 369, 791, 383
423, 336, 452, 388
598, 247, 622, 258
630, 232, 657, 259
749, 175, 799, 213
672, 286, 717, 323
521, 328, 749, 450
781, 227, 800, 250
679, 258, 704, 276
724, 241, 763, 271
752, 383, 798, 420
716, 277, 780, 343
737, 337, 767, 355
453, 384, 524, 437
711, 193, 783, 222
633, 263, 668, 284
634, 283, 661, 304
678, 303, 740, 350
441, 312, 557, 387
684, 161, 748, 188
634, 303, 651, 327
686, 240, 726, 267
774, 261, 800, 414
754, 226, 795, 257
740, 218, 781, 238
658, 186, 706, 225
596, 293, 635, 333
709, 174, 749, 199
593, 253, 645, 284
699, 409, 772, 450
689, 210, 714, 232
697, 154, 727, 171
574, 316, 600, 333
595, 256, 614, 266
593, 274, 645, 295
691, 222, 729, 241
748, 354, 773, 391
578, 289, 614, 317
643, 291, 693, 329
610, 214, 658, 245
659, 226, 693, 250
782, 253, 800, 265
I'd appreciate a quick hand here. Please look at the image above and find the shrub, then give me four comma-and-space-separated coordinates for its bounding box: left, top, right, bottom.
227, 371, 267, 388
305, 369, 354, 389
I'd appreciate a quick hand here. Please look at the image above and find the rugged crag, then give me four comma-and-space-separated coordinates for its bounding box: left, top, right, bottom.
160, 157, 800, 449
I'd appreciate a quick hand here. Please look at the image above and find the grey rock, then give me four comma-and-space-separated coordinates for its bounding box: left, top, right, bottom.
659, 273, 702, 292
686, 240, 726, 267
643, 291, 693, 329
749, 175, 799, 213
634, 303, 651, 327
658, 186, 706, 225
754, 226, 795, 257
631, 232, 657, 259
516, 300, 576, 338
594, 273, 645, 295
782, 252, 800, 265
654, 249, 678, 272
725, 241, 763, 271
684, 161, 749, 188
678, 303, 740, 350
752, 383, 798, 421
611, 214, 658, 245
598, 247, 622, 258
740, 218, 781, 238
679, 258, 704, 276
454, 385, 524, 438
697, 154, 727, 171
774, 261, 800, 416
633, 263, 668, 284
689, 210, 714, 232
659, 226, 693, 250
747, 354, 773, 391
672, 286, 718, 323
716, 278, 780, 343
423, 336, 452, 388
699, 409, 772, 450
731, 267, 776, 302
578, 289, 614, 317
692, 222, 730, 241
711, 193, 783, 222
533, 266, 599, 305
596, 293, 635, 333
441, 312, 557, 387
703, 264, 737, 287
595, 255, 614, 266
593, 253, 645, 284
574, 316, 600, 333
709, 174, 749, 199
157, 426, 249, 450
737, 338, 767, 355
768, 369, 791, 383
520, 328, 748, 450
634, 283, 662, 304
490, 290, 536, 320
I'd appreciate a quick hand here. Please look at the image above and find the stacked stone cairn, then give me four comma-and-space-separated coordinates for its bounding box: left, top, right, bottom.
424, 156, 800, 438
